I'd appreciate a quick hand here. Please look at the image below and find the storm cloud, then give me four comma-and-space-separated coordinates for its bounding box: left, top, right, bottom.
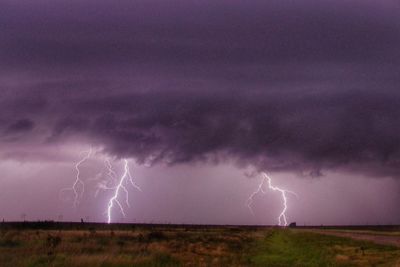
1, 0, 400, 177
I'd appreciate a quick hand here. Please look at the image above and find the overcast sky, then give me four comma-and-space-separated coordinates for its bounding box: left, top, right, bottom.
1, 0, 400, 225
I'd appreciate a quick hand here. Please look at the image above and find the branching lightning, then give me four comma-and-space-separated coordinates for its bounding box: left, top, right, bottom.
106, 159, 141, 224
247, 172, 297, 226
60, 148, 92, 207
61, 150, 142, 223
94, 159, 118, 197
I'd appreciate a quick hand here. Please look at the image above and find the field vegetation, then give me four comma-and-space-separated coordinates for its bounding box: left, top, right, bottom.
0, 222, 399, 266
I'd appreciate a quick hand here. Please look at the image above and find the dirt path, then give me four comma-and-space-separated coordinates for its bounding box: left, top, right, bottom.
303, 229, 400, 248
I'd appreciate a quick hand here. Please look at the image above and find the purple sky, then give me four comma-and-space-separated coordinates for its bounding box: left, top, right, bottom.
0, 0, 400, 224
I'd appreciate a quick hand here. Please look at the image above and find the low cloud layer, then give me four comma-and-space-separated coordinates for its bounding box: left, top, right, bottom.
1, 0, 400, 177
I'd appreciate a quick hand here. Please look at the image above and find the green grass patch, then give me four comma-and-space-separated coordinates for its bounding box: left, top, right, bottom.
249, 229, 400, 267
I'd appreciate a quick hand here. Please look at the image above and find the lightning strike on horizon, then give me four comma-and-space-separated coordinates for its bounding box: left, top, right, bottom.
106, 159, 141, 224
60, 148, 92, 207
247, 172, 297, 226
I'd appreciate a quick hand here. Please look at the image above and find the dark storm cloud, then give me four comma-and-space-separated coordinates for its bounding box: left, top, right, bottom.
2, 0, 399, 68
1, 0, 400, 177
6, 119, 35, 133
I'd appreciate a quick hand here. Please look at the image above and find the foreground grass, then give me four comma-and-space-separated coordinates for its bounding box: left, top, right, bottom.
0, 226, 256, 266
250, 229, 400, 267
0, 225, 399, 266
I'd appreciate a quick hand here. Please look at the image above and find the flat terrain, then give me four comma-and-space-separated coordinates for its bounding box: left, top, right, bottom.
302, 229, 400, 248
0, 222, 399, 266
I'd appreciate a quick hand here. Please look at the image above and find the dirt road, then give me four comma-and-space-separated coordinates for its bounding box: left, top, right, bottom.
303, 229, 400, 247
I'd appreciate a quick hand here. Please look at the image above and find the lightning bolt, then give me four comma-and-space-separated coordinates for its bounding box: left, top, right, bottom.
61, 151, 142, 223
94, 159, 118, 197
106, 159, 141, 224
60, 148, 92, 207
247, 172, 297, 226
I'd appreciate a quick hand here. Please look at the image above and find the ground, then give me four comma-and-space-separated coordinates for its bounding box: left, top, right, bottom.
0, 223, 399, 266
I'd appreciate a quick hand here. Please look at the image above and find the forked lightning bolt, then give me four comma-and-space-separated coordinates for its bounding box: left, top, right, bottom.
106, 159, 141, 224
60, 148, 92, 207
247, 172, 297, 226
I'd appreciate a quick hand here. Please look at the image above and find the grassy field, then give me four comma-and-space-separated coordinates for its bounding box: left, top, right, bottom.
0, 223, 399, 266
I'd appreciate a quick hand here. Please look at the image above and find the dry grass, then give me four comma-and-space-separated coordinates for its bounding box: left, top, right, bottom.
0, 226, 257, 266
0, 224, 399, 266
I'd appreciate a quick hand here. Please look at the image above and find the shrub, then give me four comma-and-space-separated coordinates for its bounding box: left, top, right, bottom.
146, 231, 168, 241
46, 234, 62, 248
